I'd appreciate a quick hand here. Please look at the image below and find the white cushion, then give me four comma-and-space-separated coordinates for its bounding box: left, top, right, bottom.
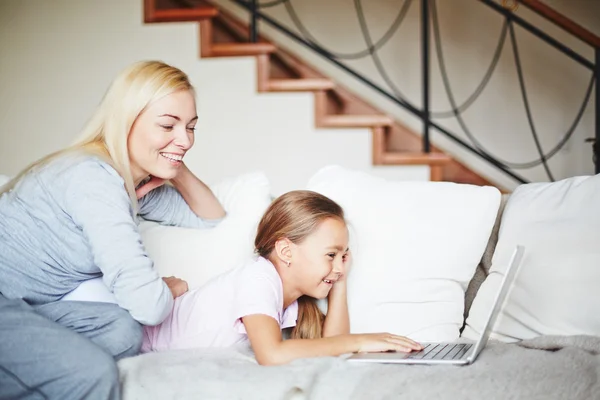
462, 174, 600, 342
307, 165, 501, 342
140, 171, 271, 289
63, 171, 272, 302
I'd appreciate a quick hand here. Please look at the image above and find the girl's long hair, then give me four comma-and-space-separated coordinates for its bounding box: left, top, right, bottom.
254, 190, 345, 339
0, 60, 195, 208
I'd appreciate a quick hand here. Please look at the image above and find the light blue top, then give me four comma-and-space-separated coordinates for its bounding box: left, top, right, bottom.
0, 154, 221, 325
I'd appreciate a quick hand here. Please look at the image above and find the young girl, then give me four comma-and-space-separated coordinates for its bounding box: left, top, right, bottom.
142, 190, 421, 365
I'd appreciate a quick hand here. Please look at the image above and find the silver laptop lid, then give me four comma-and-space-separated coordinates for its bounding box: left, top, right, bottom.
468, 245, 525, 361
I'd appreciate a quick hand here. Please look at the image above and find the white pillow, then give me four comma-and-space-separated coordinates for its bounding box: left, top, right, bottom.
140, 171, 271, 289
307, 165, 501, 342
462, 174, 600, 342
63, 171, 272, 302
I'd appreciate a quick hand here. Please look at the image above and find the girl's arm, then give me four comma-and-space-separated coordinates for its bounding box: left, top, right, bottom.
322, 251, 351, 337
242, 314, 421, 366
322, 281, 349, 337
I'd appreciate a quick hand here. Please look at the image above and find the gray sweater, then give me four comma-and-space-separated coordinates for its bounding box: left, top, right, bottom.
0, 155, 220, 325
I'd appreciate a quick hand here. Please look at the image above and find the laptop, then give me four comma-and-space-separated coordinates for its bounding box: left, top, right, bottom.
347, 245, 525, 366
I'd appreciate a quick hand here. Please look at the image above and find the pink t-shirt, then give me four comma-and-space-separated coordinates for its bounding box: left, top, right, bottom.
142, 256, 298, 352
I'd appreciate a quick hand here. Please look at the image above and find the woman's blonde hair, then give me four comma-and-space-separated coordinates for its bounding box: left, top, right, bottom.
0, 60, 195, 207
254, 190, 346, 340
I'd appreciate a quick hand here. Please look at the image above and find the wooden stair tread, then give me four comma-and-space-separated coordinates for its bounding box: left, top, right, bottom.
210, 43, 276, 57
267, 79, 335, 92
144, 2, 499, 187
380, 152, 452, 166
320, 114, 393, 128
148, 7, 218, 22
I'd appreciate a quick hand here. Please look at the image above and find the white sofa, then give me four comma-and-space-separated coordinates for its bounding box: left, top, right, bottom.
119, 166, 600, 400
3, 168, 600, 399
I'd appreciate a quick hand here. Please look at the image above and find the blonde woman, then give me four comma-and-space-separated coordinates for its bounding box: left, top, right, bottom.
0, 61, 225, 400
142, 190, 421, 365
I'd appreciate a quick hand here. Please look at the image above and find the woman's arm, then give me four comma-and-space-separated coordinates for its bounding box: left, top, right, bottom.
65, 160, 174, 325
170, 163, 225, 220
322, 281, 349, 337
243, 314, 421, 366
137, 164, 225, 228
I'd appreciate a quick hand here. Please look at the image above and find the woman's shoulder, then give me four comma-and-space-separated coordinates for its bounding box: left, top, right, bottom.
29, 153, 124, 197
48, 153, 121, 182
8, 152, 121, 196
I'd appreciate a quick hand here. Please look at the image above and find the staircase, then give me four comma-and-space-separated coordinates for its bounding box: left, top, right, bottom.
145, 0, 510, 187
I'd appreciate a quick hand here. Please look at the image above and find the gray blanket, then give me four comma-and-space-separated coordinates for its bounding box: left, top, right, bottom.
118, 336, 600, 400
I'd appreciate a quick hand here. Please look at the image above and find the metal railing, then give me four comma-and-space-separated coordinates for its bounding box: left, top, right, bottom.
234, 0, 599, 182
171, 0, 599, 181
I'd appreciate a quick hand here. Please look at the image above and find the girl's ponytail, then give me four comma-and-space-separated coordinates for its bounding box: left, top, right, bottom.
291, 296, 325, 339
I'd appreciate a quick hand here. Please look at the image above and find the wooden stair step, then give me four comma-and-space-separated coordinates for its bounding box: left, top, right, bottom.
267, 79, 335, 92
319, 114, 394, 128
209, 43, 277, 57
379, 151, 452, 166
147, 7, 218, 23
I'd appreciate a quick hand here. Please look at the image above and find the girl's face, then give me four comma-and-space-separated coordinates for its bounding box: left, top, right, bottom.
290, 217, 349, 299
128, 89, 198, 185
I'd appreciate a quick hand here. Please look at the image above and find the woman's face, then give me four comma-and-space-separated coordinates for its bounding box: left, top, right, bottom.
290, 217, 349, 299
128, 89, 197, 184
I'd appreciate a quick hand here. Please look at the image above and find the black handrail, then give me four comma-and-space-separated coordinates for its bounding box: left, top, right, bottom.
421, 0, 431, 154
480, 0, 594, 70
249, 0, 258, 42
596, 48, 600, 173
234, 0, 597, 179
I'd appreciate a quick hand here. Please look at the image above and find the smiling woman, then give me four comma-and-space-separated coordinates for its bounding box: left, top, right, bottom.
0, 60, 225, 400
128, 90, 197, 185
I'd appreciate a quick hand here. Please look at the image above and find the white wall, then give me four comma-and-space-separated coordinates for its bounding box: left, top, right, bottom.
213, 0, 598, 189
0, 0, 428, 195
0, 0, 196, 174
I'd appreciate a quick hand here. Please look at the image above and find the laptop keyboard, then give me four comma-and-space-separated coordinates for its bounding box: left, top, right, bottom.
409, 343, 472, 360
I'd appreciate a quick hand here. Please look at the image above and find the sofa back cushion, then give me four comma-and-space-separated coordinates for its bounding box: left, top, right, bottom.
140, 171, 272, 289
463, 174, 600, 341
307, 165, 502, 342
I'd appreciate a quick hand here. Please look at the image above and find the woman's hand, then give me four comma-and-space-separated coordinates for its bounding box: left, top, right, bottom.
170, 164, 226, 219
136, 176, 166, 199
354, 333, 422, 353
162, 276, 189, 299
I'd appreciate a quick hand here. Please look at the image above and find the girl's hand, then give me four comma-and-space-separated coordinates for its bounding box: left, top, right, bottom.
162, 276, 189, 299
334, 250, 352, 283
136, 176, 167, 199
355, 333, 422, 353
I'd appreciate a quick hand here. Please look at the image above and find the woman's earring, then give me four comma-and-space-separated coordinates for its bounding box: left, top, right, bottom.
286, 261, 291, 267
